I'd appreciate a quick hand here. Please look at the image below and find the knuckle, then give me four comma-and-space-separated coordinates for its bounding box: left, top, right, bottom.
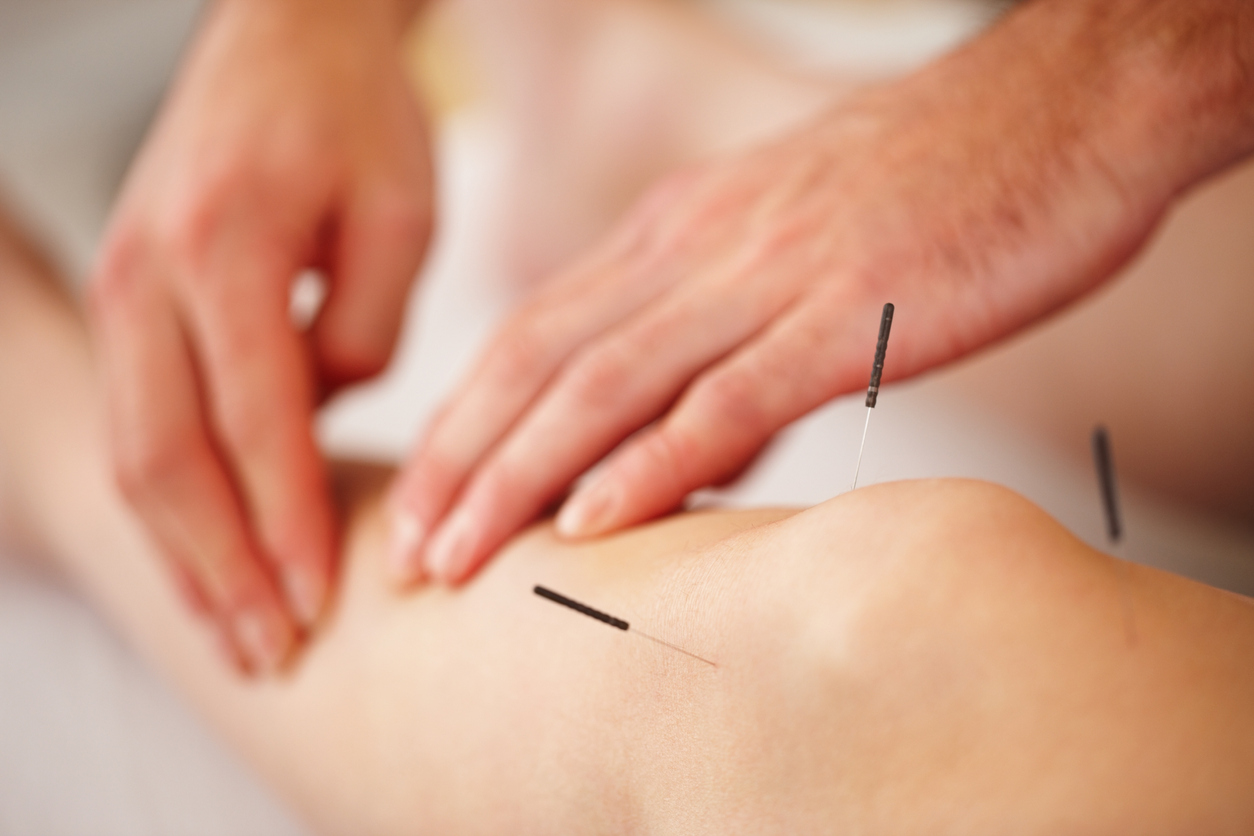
113, 428, 195, 504
563, 342, 634, 411
88, 230, 147, 319
370, 190, 434, 253
160, 201, 222, 276
636, 426, 704, 487
208, 564, 273, 613
486, 315, 557, 385
158, 167, 253, 275
692, 369, 770, 436
215, 398, 277, 461
473, 459, 527, 512
393, 446, 460, 513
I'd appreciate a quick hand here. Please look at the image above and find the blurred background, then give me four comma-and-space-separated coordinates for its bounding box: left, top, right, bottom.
1, 0, 1251, 832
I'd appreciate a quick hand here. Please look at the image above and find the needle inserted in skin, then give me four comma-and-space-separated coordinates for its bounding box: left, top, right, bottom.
629, 628, 717, 667
850, 407, 872, 491
851, 303, 894, 491
533, 585, 717, 667
1091, 426, 1122, 544
1091, 425, 1136, 646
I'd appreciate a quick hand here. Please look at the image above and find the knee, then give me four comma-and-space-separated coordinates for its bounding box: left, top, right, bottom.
775, 479, 1076, 675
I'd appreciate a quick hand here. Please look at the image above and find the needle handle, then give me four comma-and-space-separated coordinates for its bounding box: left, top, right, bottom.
866, 303, 895, 408
1091, 426, 1123, 543
534, 586, 629, 630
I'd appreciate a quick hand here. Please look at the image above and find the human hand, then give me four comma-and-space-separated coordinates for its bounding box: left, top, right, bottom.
388, 0, 1254, 585
90, 0, 432, 671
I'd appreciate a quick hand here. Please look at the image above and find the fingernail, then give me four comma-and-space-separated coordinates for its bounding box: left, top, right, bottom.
424, 508, 476, 582
281, 563, 326, 628
387, 510, 426, 584
556, 476, 620, 538
233, 607, 292, 673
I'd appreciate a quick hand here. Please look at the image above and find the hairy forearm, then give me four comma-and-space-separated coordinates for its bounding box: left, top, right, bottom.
971, 0, 1254, 201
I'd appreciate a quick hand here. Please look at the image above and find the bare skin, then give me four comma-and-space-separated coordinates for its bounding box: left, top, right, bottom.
4, 199, 1254, 834
390, 0, 1254, 585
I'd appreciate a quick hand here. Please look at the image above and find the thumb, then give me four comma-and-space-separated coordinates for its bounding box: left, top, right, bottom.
313, 185, 433, 388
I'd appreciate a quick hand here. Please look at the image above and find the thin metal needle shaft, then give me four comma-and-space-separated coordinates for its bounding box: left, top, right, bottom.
630, 628, 718, 667
851, 406, 872, 491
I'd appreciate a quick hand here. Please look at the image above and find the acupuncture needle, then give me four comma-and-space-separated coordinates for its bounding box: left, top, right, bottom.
1091, 426, 1122, 544
1091, 425, 1137, 646
851, 303, 895, 491
533, 585, 717, 667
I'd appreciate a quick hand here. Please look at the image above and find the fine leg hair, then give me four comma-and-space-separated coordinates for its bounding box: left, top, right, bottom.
3, 206, 1254, 833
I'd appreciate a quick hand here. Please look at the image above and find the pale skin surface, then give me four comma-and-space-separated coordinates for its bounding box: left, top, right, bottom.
5, 205, 1254, 834
391, 0, 1254, 585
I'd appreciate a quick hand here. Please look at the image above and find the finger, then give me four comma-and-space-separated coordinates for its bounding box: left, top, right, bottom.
385, 240, 684, 583
158, 542, 251, 675
175, 224, 336, 628
556, 293, 886, 537
418, 266, 800, 584
89, 253, 297, 671
312, 183, 433, 388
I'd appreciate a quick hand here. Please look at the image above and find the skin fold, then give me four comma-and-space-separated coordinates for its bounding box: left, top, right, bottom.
3, 210, 1254, 834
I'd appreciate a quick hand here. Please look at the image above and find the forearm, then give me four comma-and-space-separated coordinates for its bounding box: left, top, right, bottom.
959, 0, 1254, 203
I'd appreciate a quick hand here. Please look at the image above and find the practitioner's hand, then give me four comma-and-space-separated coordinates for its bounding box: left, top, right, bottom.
389, 0, 1254, 585
89, 0, 432, 670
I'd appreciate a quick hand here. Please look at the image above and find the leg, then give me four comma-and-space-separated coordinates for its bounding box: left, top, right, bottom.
3, 213, 1254, 831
